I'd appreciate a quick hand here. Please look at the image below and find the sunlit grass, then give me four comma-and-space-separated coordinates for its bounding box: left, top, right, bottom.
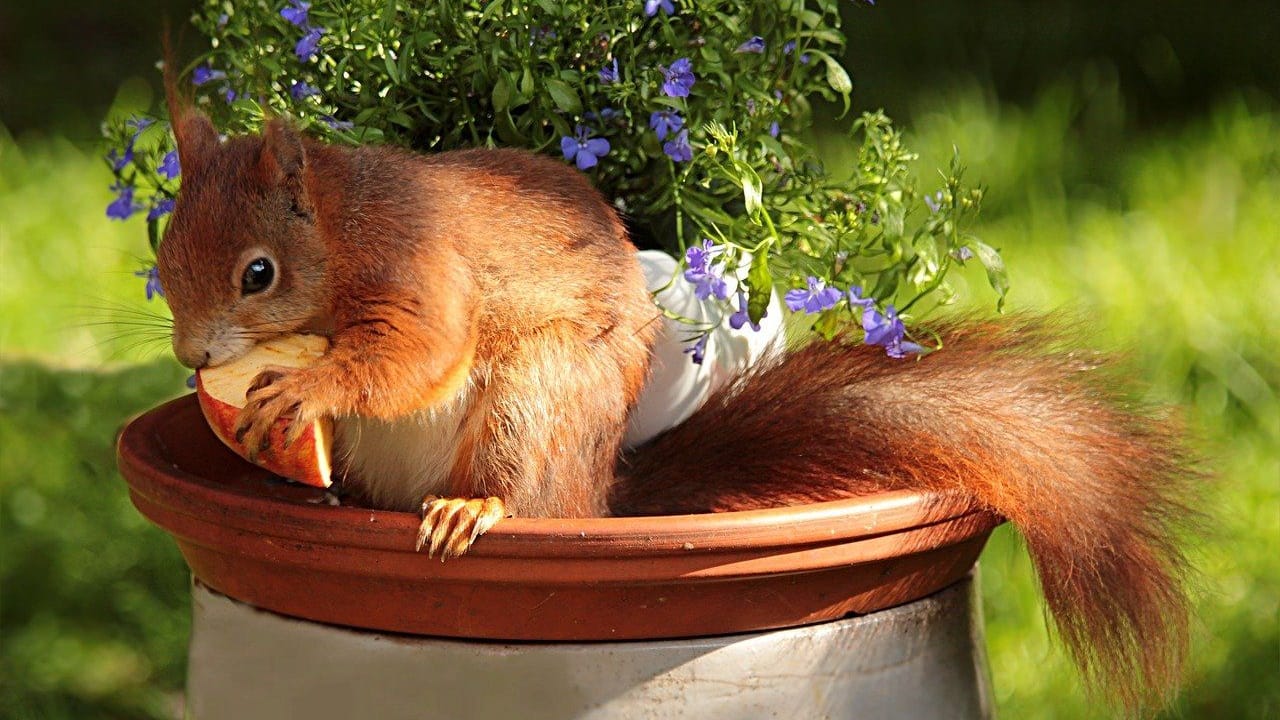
0, 129, 178, 367
904, 88, 1280, 719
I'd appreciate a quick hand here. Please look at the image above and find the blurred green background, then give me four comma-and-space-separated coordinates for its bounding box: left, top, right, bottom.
1, 2, 1276, 718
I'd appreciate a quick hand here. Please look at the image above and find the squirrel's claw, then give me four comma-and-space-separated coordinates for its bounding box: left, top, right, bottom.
235, 365, 313, 462
415, 496, 507, 560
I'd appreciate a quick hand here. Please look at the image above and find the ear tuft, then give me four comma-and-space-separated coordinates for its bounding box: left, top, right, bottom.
174, 113, 220, 178
163, 28, 219, 179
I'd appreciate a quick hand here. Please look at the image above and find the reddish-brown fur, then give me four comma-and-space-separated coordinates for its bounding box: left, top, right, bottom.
616, 316, 1199, 713
158, 58, 1196, 713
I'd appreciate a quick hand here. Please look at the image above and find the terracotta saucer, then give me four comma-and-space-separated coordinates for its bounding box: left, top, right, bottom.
117, 395, 1002, 640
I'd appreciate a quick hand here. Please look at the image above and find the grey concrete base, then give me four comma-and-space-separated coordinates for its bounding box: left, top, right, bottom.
186, 573, 993, 720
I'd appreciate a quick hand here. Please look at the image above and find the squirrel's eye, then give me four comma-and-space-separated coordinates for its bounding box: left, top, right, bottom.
241, 257, 275, 295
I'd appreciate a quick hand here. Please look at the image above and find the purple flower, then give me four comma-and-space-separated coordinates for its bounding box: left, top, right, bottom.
684, 239, 722, 274
924, 190, 944, 213
783, 41, 811, 64
217, 13, 229, 28
126, 117, 154, 134
222, 85, 238, 103
736, 36, 766, 54
644, 0, 675, 17
529, 27, 557, 45
321, 115, 353, 131
280, 0, 310, 26
599, 58, 619, 84
951, 246, 975, 263
106, 117, 155, 172
585, 107, 618, 122
192, 65, 227, 86
560, 125, 611, 170
134, 265, 165, 300
291, 80, 321, 99
846, 285, 875, 311
107, 146, 133, 171
106, 184, 144, 220
157, 150, 181, 180
687, 268, 728, 301
661, 58, 695, 98
862, 304, 922, 359
784, 276, 842, 314
147, 197, 176, 222
683, 334, 708, 365
649, 110, 683, 140
663, 128, 693, 163
769, 121, 780, 138
729, 291, 762, 331
683, 240, 729, 301
295, 26, 325, 61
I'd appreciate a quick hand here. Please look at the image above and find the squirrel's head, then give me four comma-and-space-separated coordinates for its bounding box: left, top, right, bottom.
157, 114, 330, 368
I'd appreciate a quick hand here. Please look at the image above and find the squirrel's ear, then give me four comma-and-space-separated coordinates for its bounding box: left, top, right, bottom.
162, 30, 219, 179
259, 118, 307, 191
173, 112, 219, 179
259, 119, 312, 217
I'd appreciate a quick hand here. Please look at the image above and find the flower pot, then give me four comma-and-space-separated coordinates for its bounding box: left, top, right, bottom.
118, 395, 1002, 717
117, 395, 1002, 642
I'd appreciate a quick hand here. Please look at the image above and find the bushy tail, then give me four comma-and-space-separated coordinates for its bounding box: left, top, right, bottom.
614, 314, 1199, 712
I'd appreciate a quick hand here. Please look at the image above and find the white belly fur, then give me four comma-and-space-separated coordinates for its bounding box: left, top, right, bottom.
333, 382, 474, 512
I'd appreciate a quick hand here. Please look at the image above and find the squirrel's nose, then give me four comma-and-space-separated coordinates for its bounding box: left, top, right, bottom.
172, 333, 211, 369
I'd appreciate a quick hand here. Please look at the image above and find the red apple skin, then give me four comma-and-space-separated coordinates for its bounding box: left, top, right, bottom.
194, 336, 333, 488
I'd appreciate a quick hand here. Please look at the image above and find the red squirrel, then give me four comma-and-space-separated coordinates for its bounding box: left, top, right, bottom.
155, 91, 1197, 710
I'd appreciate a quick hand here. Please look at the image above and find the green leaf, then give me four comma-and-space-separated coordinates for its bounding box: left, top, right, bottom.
746, 252, 773, 325
971, 240, 1010, 310
495, 110, 527, 145
823, 55, 852, 95
871, 271, 900, 300
812, 310, 844, 341
492, 73, 512, 112
147, 215, 161, 253
382, 50, 400, 84
741, 166, 763, 216
648, 96, 686, 111
519, 67, 535, 99
544, 78, 582, 115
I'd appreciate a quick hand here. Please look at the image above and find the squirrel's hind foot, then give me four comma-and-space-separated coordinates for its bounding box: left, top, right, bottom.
415, 495, 507, 559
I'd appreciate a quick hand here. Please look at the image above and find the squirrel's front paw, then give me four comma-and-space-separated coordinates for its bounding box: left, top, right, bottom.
416, 496, 508, 560
234, 365, 324, 461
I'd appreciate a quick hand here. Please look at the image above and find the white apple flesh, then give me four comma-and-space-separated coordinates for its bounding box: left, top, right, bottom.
195, 335, 334, 488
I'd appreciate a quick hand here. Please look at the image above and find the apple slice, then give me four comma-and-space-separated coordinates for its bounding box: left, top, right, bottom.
195, 334, 334, 488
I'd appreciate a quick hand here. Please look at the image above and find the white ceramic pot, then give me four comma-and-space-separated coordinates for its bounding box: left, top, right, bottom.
624, 250, 785, 447
186, 573, 992, 720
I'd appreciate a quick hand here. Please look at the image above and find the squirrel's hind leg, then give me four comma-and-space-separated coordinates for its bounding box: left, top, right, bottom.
446, 323, 648, 519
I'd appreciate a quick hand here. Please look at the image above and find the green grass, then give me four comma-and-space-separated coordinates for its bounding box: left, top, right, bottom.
0, 130, 181, 366
0, 361, 190, 720
2, 86, 1277, 718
